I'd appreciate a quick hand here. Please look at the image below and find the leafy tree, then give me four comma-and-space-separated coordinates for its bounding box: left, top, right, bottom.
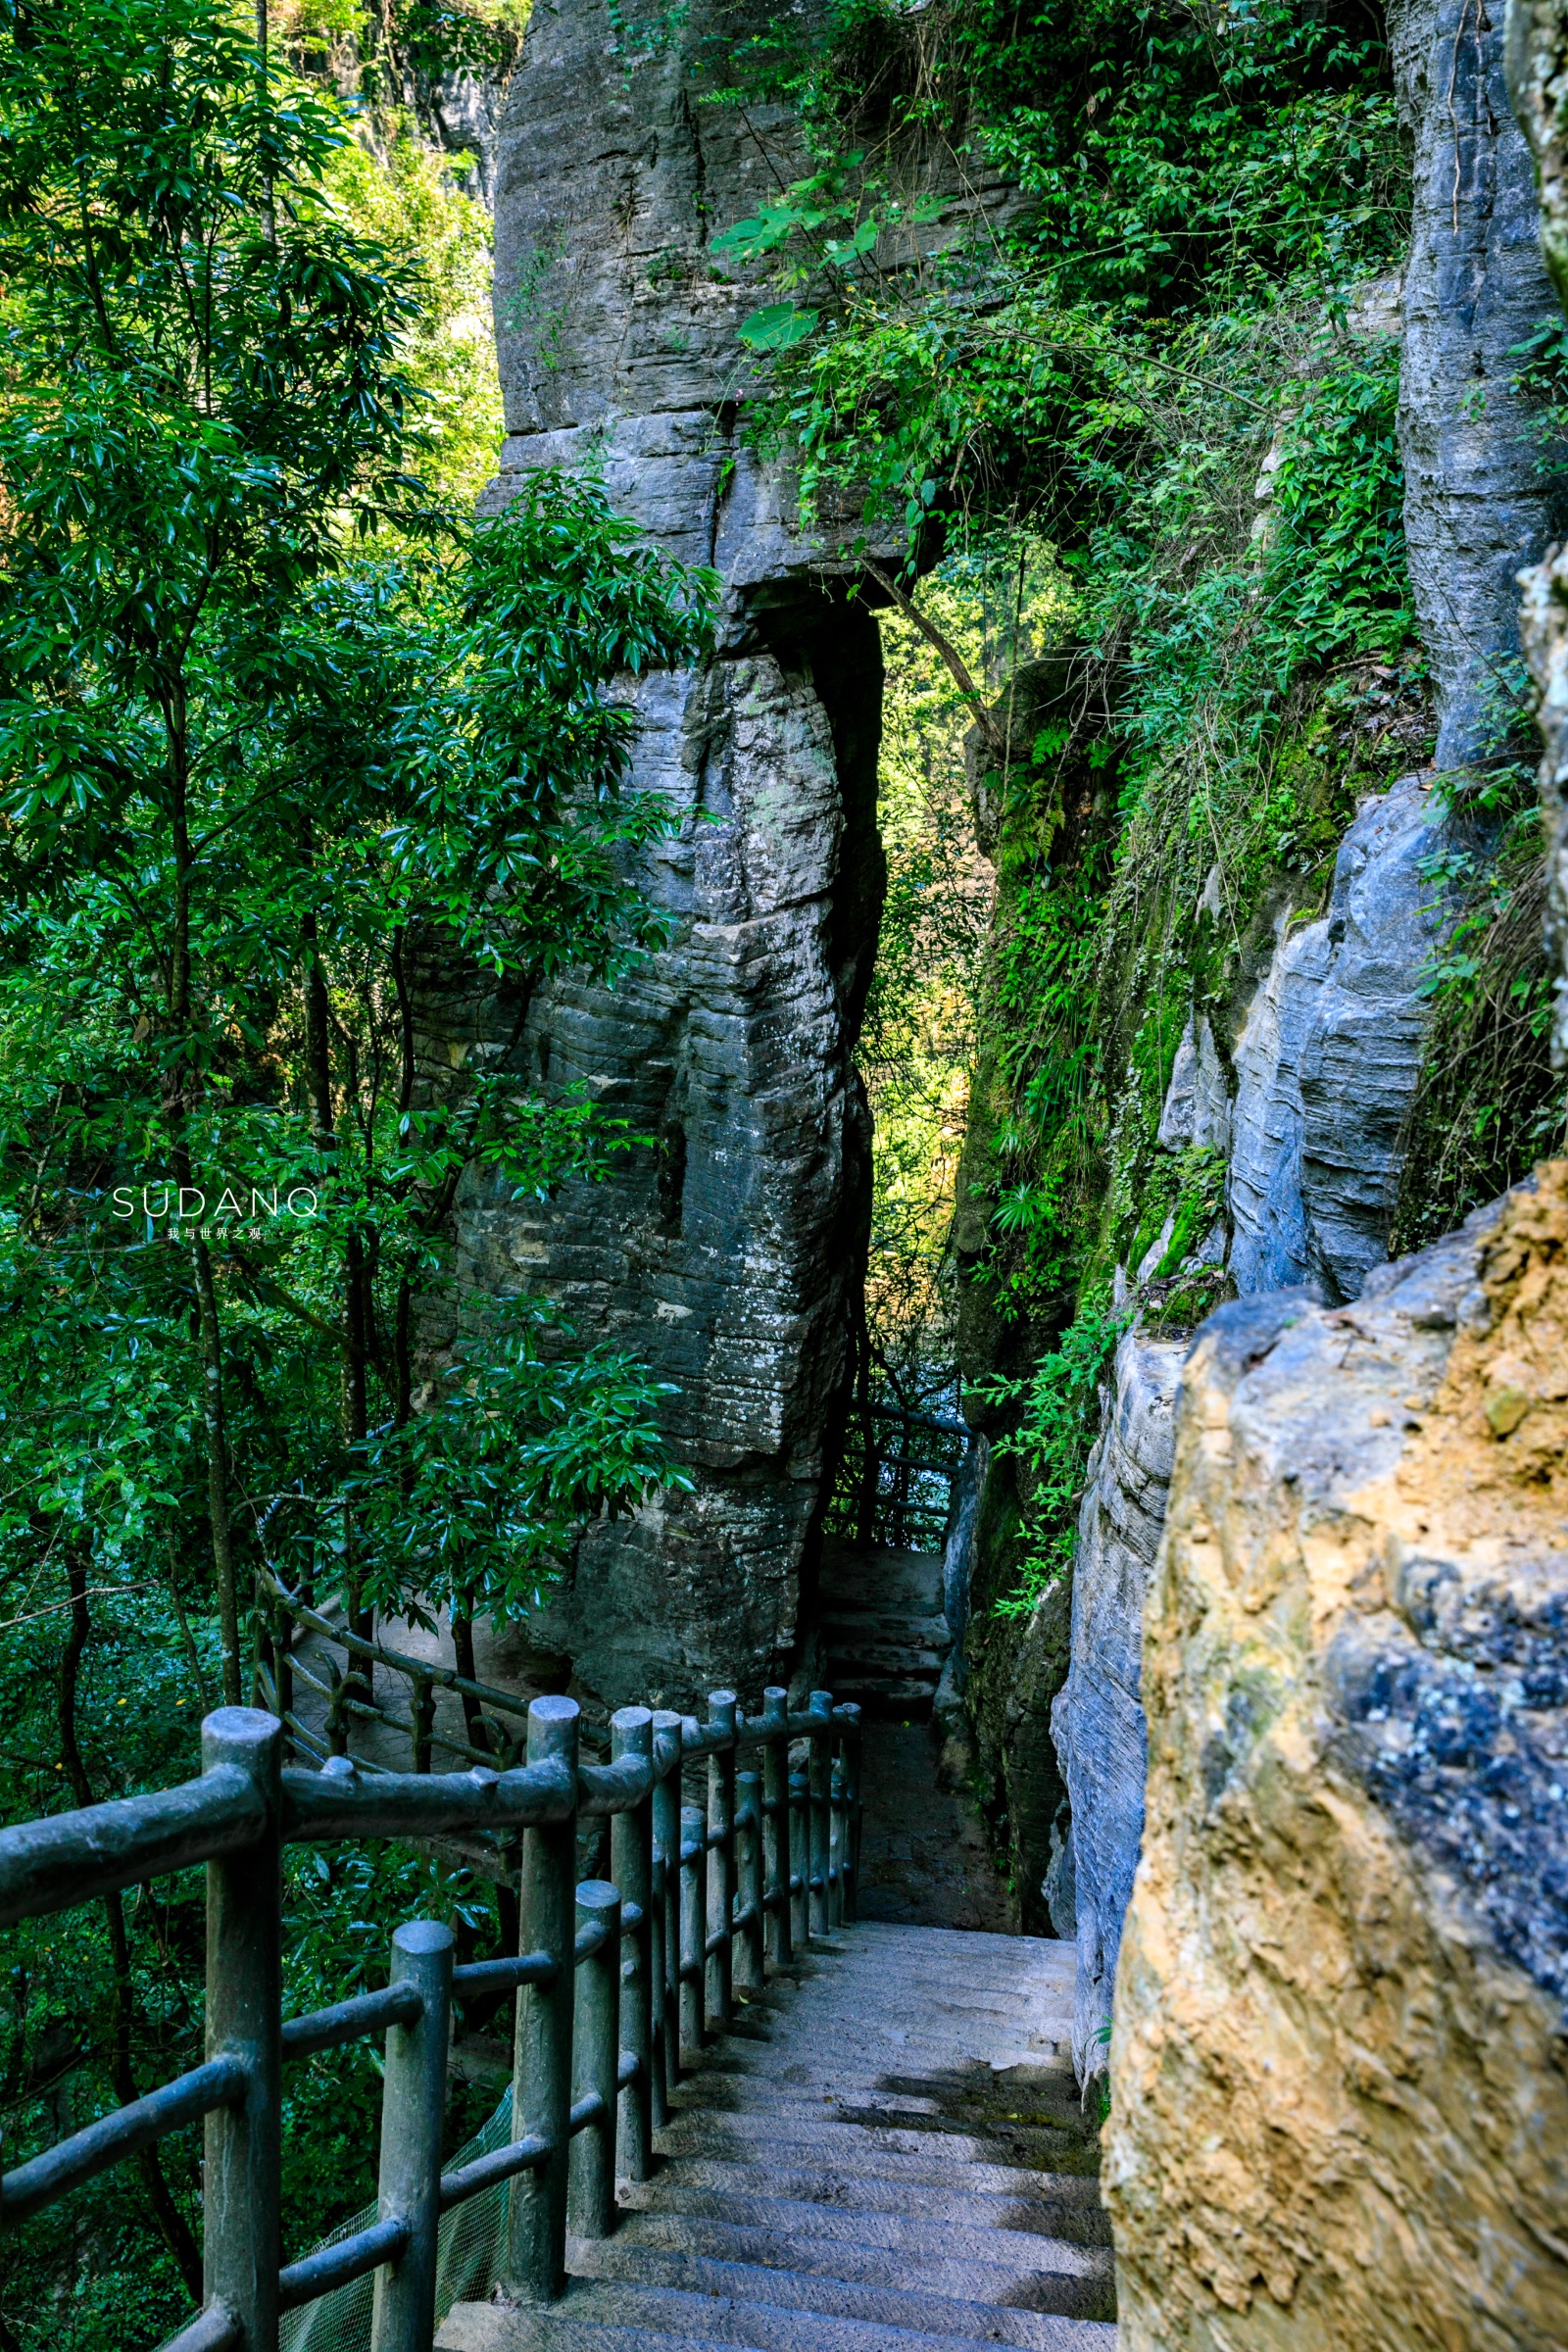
0, 0, 711, 2334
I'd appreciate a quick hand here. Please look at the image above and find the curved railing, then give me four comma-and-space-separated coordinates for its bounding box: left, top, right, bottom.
251, 1569, 535, 1775
0, 1683, 862, 2352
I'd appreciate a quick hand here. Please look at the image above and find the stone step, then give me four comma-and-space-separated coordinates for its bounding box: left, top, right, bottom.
663, 2085, 1086, 2156
448, 2274, 1118, 2352
655, 2117, 1084, 2186
436, 2313, 746, 2352
626, 2161, 1108, 2238
821, 1644, 949, 1676
682, 2045, 1063, 2089
816, 1677, 941, 1708
612, 2212, 1115, 2319
623, 2182, 1110, 2254
821, 1611, 951, 1643
565, 2243, 1117, 2351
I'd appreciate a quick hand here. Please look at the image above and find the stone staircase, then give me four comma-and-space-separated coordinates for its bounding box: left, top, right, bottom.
818, 1543, 953, 1719
438, 1922, 1117, 2352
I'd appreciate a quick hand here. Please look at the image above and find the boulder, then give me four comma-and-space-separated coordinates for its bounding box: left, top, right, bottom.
1106, 1166, 1568, 2352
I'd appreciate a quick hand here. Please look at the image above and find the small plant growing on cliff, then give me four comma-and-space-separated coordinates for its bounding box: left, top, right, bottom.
982, 1303, 1128, 1617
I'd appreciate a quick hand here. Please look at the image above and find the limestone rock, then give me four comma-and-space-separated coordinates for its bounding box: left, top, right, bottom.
1156, 1016, 1230, 1155
1391, 0, 1568, 769
1227, 776, 1443, 1302
412, 0, 906, 1712
1106, 1167, 1568, 2352
1518, 542, 1568, 1061
1051, 1331, 1184, 2092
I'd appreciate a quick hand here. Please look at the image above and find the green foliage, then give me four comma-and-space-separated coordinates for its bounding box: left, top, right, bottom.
980, 1301, 1126, 1615
0, 2, 708, 2338
706, 0, 1441, 1660
1392, 764, 1568, 1251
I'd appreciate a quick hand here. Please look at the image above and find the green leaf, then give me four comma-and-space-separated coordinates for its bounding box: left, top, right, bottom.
737, 304, 820, 353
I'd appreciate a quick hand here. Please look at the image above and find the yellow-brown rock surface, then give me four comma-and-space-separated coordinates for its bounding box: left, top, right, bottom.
1105, 1165, 1568, 2352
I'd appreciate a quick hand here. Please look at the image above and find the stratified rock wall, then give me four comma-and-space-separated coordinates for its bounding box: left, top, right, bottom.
1226, 776, 1443, 1301
1506, 0, 1568, 1059
430, 0, 893, 1711
1050, 1332, 1183, 2092
1392, 0, 1566, 768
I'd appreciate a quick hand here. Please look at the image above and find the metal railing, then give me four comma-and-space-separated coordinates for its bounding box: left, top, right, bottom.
0, 1682, 862, 2352
833, 1399, 970, 1551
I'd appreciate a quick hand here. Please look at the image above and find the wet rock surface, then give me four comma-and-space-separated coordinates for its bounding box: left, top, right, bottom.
1106, 1167, 1568, 2352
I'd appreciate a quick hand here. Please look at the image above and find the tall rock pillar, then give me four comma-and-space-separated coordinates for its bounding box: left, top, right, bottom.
429, 1, 889, 1711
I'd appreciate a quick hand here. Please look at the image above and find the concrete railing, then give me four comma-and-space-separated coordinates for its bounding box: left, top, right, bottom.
0, 1685, 862, 2352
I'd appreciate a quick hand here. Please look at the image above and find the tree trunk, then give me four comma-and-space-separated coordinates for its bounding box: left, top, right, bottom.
192, 1236, 241, 1707
58, 1555, 203, 2297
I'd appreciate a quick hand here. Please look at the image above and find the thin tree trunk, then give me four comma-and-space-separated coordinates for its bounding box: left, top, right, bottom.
450, 1613, 492, 1754
164, 698, 239, 1708
59, 1557, 203, 2296
192, 1237, 241, 1707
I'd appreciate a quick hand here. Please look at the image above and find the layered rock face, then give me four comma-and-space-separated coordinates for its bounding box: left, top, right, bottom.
1050, 1333, 1184, 2090
1392, 0, 1567, 768
433, 0, 893, 1710
1106, 1169, 1568, 2349
1227, 775, 1444, 1301
1507, 0, 1568, 1059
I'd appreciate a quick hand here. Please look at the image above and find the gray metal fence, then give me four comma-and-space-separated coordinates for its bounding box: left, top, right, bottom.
0, 1681, 861, 2352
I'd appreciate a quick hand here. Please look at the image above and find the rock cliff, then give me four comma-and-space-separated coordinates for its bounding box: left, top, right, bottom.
1509, 0, 1568, 1059
1227, 775, 1444, 1302
1392, 0, 1567, 768
1050, 1332, 1184, 2092
1028, 0, 1568, 2121
423, 0, 891, 1711
1106, 1170, 1568, 2350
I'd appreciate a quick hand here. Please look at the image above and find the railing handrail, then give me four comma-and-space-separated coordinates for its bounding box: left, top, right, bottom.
1, 1684, 863, 2352
256, 1567, 534, 1722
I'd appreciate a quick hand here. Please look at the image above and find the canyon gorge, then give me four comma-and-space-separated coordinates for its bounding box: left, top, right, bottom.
415, 0, 1568, 2339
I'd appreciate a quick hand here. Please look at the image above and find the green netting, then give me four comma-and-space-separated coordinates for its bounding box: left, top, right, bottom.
279, 2088, 514, 2352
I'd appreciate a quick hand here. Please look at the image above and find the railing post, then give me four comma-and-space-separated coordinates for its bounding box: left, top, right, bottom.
651, 1710, 683, 2117
705, 1690, 736, 2034
369, 1921, 453, 2352
412, 1676, 435, 1776
325, 1653, 350, 1758
839, 1703, 862, 1924
788, 1762, 808, 1955
202, 1707, 283, 2352
828, 1757, 845, 1931
568, 1881, 619, 2240
610, 1706, 653, 2184
505, 1693, 578, 2305
760, 1688, 790, 1970
735, 1770, 763, 1994
274, 1595, 293, 1728
679, 1802, 704, 2061
807, 1690, 832, 1938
